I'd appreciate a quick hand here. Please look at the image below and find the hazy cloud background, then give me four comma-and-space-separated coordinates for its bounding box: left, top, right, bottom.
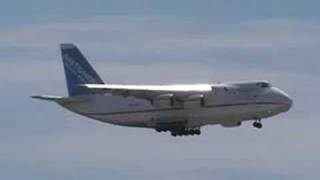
0, 1, 319, 179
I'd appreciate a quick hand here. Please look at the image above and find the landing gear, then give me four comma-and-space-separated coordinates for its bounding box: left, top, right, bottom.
170, 128, 201, 137
253, 120, 263, 129
155, 128, 167, 133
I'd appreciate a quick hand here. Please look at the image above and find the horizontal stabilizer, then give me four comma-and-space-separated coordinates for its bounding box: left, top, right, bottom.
31, 95, 87, 104
31, 95, 65, 101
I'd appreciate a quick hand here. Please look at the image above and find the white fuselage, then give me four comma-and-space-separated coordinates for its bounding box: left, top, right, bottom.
58, 82, 292, 129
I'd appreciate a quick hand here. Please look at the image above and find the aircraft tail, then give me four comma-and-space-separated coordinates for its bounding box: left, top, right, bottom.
60, 44, 104, 96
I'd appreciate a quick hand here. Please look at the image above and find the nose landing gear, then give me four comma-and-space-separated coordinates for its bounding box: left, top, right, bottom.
253, 119, 263, 129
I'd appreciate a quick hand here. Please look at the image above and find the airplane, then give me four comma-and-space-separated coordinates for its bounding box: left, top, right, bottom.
32, 44, 293, 137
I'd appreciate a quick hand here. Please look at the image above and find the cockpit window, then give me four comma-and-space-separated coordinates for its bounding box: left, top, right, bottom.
257, 82, 271, 88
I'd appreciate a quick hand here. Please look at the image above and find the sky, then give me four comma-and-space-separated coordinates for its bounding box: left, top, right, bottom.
1, 0, 320, 179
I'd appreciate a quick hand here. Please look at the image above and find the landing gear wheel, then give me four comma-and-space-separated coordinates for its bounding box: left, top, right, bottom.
190, 130, 195, 135
253, 121, 263, 129
170, 128, 201, 137
195, 129, 201, 135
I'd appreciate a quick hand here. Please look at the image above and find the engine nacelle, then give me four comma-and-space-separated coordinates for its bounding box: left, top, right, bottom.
184, 94, 205, 108
152, 99, 173, 108
152, 94, 174, 108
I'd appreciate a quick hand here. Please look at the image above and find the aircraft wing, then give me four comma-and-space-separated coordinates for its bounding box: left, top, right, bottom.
80, 84, 212, 102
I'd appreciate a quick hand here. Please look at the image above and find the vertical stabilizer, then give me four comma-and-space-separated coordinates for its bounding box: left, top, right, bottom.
61, 44, 104, 96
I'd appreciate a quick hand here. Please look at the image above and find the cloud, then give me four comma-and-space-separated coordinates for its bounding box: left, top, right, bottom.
1, 16, 320, 53
1, 16, 319, 84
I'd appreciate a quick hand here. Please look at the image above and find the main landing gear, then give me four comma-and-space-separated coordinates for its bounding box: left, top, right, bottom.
253, 119, 263, 129
156, 128, 201, 136
170, 129, 201, 137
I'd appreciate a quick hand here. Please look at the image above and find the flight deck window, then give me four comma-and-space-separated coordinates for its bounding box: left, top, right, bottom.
257, 82, 270, 88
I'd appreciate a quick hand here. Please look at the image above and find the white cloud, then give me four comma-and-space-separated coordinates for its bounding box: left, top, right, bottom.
0, 17, 319, 53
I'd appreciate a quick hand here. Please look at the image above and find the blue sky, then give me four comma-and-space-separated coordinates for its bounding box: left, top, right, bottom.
1, 1, 320, 179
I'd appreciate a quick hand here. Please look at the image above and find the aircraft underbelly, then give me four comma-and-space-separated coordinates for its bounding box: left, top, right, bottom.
82, 103, 281, 128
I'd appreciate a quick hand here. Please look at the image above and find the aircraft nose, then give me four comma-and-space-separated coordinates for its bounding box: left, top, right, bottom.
283, 94, 293, 110
278, 90, 293, 111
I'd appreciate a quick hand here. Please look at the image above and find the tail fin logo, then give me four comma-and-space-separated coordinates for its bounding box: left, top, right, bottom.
63, 54, 100, 84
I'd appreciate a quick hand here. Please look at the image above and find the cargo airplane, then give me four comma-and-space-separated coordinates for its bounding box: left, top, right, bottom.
32, 44, 293, 136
